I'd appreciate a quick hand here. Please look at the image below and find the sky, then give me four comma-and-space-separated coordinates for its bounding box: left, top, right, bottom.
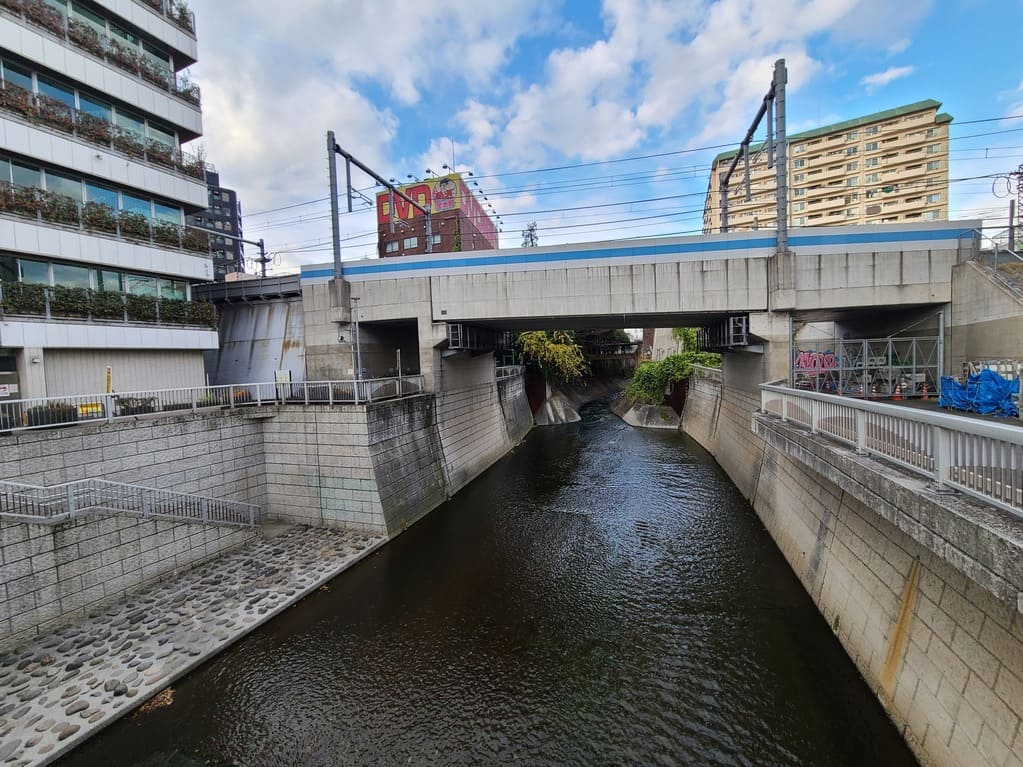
185, 0, 1023, 274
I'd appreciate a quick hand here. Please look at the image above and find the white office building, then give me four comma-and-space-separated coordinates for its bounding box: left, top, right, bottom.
0, 0, 215, 402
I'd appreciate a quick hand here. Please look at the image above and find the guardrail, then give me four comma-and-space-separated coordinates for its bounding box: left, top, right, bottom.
692, 364, 723, 383
759, 382, 1023, 518
0, 478, 259, 527
496, 365, 525, 379
0, 375, 427, 433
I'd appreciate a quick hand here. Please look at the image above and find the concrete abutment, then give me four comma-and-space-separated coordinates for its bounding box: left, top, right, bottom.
682, 378, 1023, 767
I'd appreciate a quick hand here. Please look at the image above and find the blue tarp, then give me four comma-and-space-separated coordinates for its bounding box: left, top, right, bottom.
939, 370, 1019, 417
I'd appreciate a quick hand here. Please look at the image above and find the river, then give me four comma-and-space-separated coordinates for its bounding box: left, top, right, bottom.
61, 402, 917, 766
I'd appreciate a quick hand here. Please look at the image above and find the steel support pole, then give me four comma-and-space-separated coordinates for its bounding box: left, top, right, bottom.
773, 59, 789, 255
327, 130, 342, 279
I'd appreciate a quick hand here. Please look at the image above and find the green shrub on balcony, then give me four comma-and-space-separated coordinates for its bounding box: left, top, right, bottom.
0, 83, 35, 119
146, 139, 176, 169
0, 183, 42, 218
40, 191, 79, 225
26, 402, 78, 427
173, 75, 201, 106
169, 0, 194, 33
82, 201, 117, 234
189, 300, 218, 329
34, 93, 74, 133
152, 219, 181, 248
50, 285, 91, 318
113, 127, 146, 159
91, 289, 125, 319
0, 0, 25, 14
139, 58, 171, 90
107, 39, 140, 75
118, 211, 150, 241
22, 0, 63, 36
0, 281, 47, 315
125, 293, 158, 322
159, 297, 189, 323
67, 18, 106, 58
77, 111, 113, 145
181, 227, 209, 254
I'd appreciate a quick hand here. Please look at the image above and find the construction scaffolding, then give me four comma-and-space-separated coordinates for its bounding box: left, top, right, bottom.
791, 336, 940, 399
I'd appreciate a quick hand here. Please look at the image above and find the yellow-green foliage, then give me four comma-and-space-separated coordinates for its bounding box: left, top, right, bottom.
625, 351, 721, 404
517, 330, 589, 382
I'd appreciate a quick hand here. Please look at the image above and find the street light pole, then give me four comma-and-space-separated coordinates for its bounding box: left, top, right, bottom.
351, 296, 362, 381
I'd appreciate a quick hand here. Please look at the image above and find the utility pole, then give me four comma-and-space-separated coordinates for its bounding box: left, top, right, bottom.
327, 130, 342, 279
185, 226, 268, 277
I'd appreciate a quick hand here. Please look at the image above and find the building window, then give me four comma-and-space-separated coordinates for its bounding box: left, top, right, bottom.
794, 173, 806, 182
846, 162, 858, 172
430, 234, 441, 245
926, 193, 941, 204
846, 130, 859, 141
926, 160, 941, 171
865, 126, 879, 135
865, 157, 879, 168
793, 144, 806, 154
846, 178, 858, 187
793, 217, 805, 226
865, 142, 878, 152
793, 202, 806, 212
794, 188, 805, 197
846, 208, 859, 217
384, 241, 399, 253
402, 236, 418, 249
865, 173, 879, 183
845, 146, 858, 156
793, 159, 805, 168
923, 210, 940, 220
926, 144, 942, 155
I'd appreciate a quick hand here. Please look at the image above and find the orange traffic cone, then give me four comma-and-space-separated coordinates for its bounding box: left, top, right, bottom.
893, 383, 902, 401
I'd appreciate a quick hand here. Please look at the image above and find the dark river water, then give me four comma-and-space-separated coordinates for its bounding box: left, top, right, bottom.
62, 403, 918, 766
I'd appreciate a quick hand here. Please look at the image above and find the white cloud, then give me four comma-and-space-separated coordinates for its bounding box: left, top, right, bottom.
887, 37, 911, 55
860, 65, 915, 90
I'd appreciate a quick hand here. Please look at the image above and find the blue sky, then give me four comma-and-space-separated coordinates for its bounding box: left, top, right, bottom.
188, 0, 1023, 273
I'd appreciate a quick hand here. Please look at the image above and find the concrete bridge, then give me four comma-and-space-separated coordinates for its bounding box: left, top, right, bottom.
296, 220, 978, 389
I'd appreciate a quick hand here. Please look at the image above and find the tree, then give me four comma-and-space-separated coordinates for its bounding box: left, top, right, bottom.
671, 327, 698, 350
517, 330, 588, 383
521, 221, 538, 247
453, 217, 462, 252
625, 350, 721, 404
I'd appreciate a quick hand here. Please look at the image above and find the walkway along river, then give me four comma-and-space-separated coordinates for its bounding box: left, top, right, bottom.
61, 402, 919, 766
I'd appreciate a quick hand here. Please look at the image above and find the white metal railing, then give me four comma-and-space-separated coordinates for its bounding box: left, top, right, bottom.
496, 365, 525, 379
692, 364, 723, 383
0, 375, 426, 433
760, 382, 1023, 517
0, 478, 259, 527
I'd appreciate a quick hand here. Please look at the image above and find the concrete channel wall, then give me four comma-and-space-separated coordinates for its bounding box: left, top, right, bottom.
682, 378, 1023, 767
1, 374, 534, 650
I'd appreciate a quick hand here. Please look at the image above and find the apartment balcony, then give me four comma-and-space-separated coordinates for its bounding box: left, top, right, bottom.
0, 313, 218, 351
0, 105, 206, 206
0, 192, 213, 281
0, 7, 201, 137
100, 0, 198, 63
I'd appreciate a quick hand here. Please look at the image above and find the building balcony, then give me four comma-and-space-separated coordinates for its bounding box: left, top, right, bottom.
0, 7, 201, 136
0, 313, 218, 351
0, 97, 206, 197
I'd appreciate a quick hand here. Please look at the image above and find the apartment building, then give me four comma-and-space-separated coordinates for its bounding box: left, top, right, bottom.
703, 100, 952, 233
186, 169, 245, 280
0, 0, 215, 401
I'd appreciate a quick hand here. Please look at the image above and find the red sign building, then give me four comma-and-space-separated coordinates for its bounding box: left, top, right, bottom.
375, 173, 499, 258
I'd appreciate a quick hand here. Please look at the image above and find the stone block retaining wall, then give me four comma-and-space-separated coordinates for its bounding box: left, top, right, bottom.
682, 378, 1023, 767
1, 515, 254, 652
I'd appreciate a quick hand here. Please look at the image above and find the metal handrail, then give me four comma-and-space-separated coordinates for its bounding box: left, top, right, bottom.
0, 376, 427, 433
692, 364, 723, 382
0, 477, 259, 526
496, 365, 525, 379
759, 382, 1023, 517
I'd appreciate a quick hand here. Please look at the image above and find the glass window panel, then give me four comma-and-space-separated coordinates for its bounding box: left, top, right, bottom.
2, 62, 32, 92
71, 5, 105, 33
141, 41, 170, 70
126, 274, 156, 296
0, 254, 16, 283
44, 170, 82, 201
159, 278, 186, 300
97, 270, 122, 292
115, 110, 145, 137
11, 162, 40, 188
109, 25, 138, 45
79, 93, 111, 121
51, 262, 91, 288
45, 0, 67, 15
153, 202, 180, 224
37, 77, 75, 108
20, 259, 50, 285
120, 193, 151, 218
147, 123, 176, 149
85, 182, 117, 209
0, 158, 10, 184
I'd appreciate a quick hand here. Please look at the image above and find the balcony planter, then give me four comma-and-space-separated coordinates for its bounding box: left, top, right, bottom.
139, 59, 171, 90
76, 111, 113, 145
35, 94, 74, 133
26, 403, 78, 427
159, 297, 189, 323
140, 0, 162, 10
181, 228, 209, 254
125, 294, 158, 322
0, 0, 24, 13
40, 191, 79, 225
67, 18, 106, 58
91, 289, 125, 319
113, 128, 146, 159
82, 201, 117, 234
23, 0, 63, 36
0, 281, 46, 314
50, 285, 91, 318
188, 300, 218, 329
169, 0, 194, 33
0, 184, 42, 218
0, 83, 35, 119
152, 219, 181, 248
173, 76, 201, 106
118, 211, 150, 241
107, 39, 140, 76
146, 140, 176, 170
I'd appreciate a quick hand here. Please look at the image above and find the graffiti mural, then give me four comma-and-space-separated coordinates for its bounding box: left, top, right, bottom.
794, 350, 837, 375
